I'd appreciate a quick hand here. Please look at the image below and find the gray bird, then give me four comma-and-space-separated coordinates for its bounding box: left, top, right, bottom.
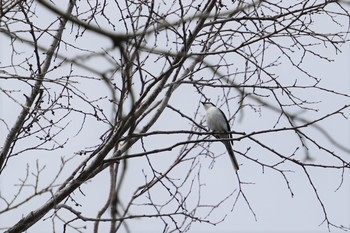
202, 101, 239, 170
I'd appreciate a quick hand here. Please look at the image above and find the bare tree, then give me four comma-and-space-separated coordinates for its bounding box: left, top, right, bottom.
0, 0, 349, 232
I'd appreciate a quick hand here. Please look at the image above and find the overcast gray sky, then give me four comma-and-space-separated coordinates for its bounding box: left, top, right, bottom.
0, 1, 349, 232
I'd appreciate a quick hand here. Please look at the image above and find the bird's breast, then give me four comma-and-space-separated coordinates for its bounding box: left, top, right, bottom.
206, 108, 228, 131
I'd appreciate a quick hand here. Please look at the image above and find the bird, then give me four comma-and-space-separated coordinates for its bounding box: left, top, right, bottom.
201, 101, 239, 170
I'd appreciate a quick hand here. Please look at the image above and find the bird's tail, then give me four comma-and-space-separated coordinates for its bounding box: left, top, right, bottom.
224, 141, 239, 171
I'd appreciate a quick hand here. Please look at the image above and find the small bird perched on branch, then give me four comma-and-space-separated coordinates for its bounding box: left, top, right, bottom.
202, 101, 239, 171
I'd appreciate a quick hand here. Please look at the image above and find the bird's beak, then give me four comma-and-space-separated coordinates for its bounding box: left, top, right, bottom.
201, 101, 205, 105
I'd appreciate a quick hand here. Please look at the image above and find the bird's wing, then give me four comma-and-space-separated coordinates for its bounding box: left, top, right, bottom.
218, 108, 233, 145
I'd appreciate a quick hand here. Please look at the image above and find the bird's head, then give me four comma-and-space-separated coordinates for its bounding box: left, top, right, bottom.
201, 101, 215, 110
